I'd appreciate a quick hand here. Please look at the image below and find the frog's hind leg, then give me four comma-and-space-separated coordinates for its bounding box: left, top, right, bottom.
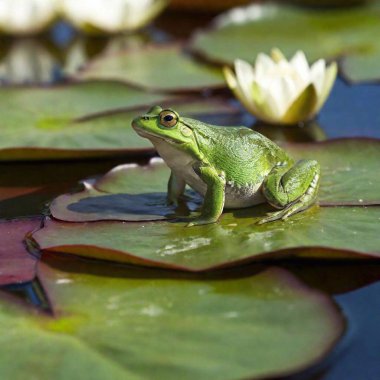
259, 160, 320, 224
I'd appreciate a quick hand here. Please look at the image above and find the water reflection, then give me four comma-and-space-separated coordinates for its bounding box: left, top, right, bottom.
0, 38, 58, 84
63, 32, 153, 75
0, 28, 159, 84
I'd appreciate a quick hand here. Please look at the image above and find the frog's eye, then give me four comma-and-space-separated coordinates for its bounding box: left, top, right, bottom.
159, 110, 178, 128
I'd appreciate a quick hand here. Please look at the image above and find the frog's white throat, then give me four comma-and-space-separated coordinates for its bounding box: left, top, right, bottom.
147, 135, 195, 168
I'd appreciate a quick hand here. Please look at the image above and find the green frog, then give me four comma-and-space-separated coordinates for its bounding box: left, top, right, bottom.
132, 106, 320, 226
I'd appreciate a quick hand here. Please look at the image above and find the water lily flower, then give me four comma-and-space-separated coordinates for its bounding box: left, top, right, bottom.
223, 49, 337, 125
59, 0, 168, 34
0, 0, 57, 35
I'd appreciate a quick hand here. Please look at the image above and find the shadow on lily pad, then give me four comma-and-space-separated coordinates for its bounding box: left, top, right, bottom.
67, 192, 202, 219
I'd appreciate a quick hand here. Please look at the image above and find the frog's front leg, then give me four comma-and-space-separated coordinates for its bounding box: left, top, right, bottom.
187, 164, 226, 227
259, 159, 320, 224
167, 171, 186, 206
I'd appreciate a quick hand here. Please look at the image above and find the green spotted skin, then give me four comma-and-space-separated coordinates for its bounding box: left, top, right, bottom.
132, 106, 320, 226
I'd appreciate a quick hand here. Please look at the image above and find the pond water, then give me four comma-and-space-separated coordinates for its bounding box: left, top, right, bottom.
1, 9, 379, 380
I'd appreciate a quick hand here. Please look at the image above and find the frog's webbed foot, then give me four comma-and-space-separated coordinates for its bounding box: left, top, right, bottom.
258, 209, 288, 224
258, 200, 308, 224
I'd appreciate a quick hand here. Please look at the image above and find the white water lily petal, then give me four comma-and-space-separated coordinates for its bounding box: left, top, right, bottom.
290, 51, 310, 83
264, 77, 287, 117
223, 66, 261, 117
316, 62, 338, 111
234, 59, 256, 100
270, 48, 286, 63
60, 0, 168, 34
282, 83, 318, 124
224, 49, 336, 125
0, 0, 57, 34
0, 39, 56, 83
310, 59, 326, 96
254, 53, 276, 79
253, 81, 283, 121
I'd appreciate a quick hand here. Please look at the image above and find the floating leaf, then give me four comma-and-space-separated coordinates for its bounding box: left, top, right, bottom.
16, 255, 341, 380
74, 44, 225, 92
341, 49, 380, 84
32, 205, 380, 271
189, 3, 380, 83
286, 139, 380, 206
50, 139, 380, 224
0, 218, 40, 285
0, 292, 139, 379
0, 82, 163, 160
0, 84, 237, 160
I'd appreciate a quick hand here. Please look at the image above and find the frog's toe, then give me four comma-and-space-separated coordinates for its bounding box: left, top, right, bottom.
257, 209, 287, 224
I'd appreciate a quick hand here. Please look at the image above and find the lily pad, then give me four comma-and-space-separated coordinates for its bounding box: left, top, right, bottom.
50, 159, 202, 222
50, 138, 380, 224
0, 83, 237, 160
0, 292, 139, 380
74, 44, 225, 92
189, 3, 380, 83
341, 50, 380, 84
23, 255, 342, 380
0, 82, 164, 160
32, 205, 380, 271
0, 218, 41, 285
286, 138, 380, 206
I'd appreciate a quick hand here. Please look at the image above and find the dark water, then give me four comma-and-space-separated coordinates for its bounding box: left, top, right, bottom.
0, 11, 379, 380
326, 283, 380, 380
321, 80, 380, 139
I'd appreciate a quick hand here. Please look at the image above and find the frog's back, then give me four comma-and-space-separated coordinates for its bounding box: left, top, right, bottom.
185, 118, 290, 185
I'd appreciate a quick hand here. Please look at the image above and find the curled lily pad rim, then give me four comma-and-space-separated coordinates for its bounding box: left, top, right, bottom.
0, 217, 43, 286
72, 43, 227, 94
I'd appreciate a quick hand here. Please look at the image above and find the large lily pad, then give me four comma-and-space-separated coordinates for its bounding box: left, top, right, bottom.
32, 205, 380, 271
0, 218, 41, 285
0, 82, 164, 160
0, 84, 237, 160
11, 255, 341, 380
50, 138, 380, 224
74, 44, 225, 92
189, 3, 380, 83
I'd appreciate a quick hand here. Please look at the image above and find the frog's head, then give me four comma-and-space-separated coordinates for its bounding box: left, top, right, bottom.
132, 106, 201, 157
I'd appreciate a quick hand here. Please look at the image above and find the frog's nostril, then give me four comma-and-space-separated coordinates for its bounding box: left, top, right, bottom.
142, 116, 149, 120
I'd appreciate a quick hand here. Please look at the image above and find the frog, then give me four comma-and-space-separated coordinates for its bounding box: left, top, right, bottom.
132, 106, 320, 226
